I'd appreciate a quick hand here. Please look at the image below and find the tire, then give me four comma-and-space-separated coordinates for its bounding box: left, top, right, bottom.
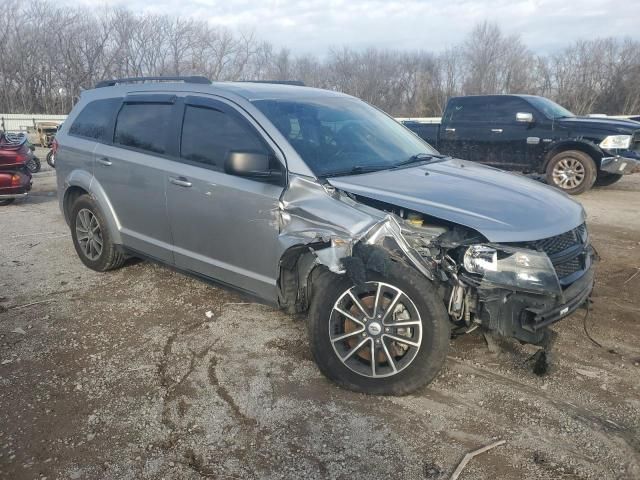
70, 194, 126, 272
307, 262, 450, 395
594, 172, 623, 187
26, 155, 41, 173
46, 150, 55, 168
0, 198, 15, 206
545, 150, 596, 195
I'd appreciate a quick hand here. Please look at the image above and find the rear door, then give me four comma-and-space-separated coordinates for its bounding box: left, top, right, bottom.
165, 95, 285, 300
93, 94, 176, 263
439, 97, 492, 162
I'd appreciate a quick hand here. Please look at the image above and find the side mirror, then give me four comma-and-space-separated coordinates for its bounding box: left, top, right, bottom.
516, 112, 534, 123
225, 151, 280, 179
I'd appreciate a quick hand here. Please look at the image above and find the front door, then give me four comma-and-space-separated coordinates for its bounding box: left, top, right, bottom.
482, 96, 547, 172
165, 96, 285, 300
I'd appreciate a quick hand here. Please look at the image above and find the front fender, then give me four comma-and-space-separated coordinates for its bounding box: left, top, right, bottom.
63, 170, 123, 245
542, 138, 603, 171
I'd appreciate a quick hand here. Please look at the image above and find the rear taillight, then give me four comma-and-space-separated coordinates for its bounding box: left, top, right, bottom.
52, 138, 58, 153
14, 152, 28, 165
11, 173, 23, 186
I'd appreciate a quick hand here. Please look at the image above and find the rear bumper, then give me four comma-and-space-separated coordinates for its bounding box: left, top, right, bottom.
0, 192, 29, 200
0, 170, 32, 197
600, 154, 640, 175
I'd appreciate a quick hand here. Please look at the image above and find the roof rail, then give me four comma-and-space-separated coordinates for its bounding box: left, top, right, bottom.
95, 76, 211, 88
238, 80, 305, 87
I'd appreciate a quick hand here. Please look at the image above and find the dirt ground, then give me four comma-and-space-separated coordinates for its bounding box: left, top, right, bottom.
1, 154, 639, 479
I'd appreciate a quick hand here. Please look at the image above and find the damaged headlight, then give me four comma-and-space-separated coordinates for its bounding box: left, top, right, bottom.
599, 135, 631, 150
463, 245, 561, 295
463, 245, 498, 273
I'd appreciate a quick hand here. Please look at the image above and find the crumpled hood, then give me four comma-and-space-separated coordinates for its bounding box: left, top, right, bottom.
327, 159, 585, 243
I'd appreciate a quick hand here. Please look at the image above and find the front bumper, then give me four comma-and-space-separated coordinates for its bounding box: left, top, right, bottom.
600, 154, 640, 175
474, 260, 595, 344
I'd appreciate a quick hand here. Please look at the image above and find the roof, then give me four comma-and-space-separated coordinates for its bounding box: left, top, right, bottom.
84, 80, 349, 102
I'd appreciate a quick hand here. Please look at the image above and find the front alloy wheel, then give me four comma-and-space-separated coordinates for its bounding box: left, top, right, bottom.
546, 150, 596, 195
308, 263, 450, 395
329, 282, 422, 378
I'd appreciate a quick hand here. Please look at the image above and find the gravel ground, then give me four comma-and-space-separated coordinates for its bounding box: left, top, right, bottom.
1, 157, 639, 479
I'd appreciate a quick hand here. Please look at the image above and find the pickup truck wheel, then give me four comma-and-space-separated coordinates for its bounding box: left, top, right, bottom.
546, 150, 596, 195
70, 195, 126, 272
307, 263, 450, 395
594, 172, 623, 187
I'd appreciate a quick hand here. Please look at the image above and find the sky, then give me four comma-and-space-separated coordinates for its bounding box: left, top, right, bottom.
72, 0, 639, 55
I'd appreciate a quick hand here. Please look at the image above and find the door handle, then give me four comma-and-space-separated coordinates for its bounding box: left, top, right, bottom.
169, 176, 192, 188
491, 128, 503, 133
445, 127, 456, 133
97, 157, 112, 166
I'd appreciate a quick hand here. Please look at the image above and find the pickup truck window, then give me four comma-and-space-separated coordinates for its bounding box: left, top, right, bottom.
447, 96, 531, 124
253, 97, 436, 177
526, 96, 574, 120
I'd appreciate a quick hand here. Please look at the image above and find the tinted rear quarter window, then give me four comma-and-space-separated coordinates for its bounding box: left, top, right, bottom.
69, 98, 121, 141
180, 105, 268, 169
114, 103, 173, 154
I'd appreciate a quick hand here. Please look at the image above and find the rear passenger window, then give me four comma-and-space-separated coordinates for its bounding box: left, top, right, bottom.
114, 103, 173, 154
447, 98, 486, 123
69, 98, 121, 141
180, 105, 268, 169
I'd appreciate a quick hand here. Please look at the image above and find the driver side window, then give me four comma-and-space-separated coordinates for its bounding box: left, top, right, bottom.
180, 105, 272, 172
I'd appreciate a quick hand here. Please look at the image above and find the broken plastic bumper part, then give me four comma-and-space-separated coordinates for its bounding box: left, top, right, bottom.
600, 154, 640, 175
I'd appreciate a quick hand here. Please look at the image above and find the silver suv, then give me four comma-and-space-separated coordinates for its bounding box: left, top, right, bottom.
57, 77, 596, 395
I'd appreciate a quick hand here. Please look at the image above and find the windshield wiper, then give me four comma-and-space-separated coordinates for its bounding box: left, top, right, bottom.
392, 152, 449, 168
322, 164, 391, 178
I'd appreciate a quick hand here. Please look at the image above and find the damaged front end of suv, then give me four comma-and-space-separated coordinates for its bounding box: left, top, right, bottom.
276, 166, 596, 394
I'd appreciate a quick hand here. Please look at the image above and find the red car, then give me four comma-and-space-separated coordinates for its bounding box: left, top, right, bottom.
0, 133, 32, 206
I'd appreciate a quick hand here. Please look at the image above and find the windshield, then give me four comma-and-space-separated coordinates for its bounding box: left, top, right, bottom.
527, 96, 575, 120
252, 97, 438, 177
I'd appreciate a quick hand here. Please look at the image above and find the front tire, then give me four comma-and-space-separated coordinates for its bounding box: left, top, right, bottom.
70, 195, 125, 272
546, 150, 596, 195
307, 263, 450, 395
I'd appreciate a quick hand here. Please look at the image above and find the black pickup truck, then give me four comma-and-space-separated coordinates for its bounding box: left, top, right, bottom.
403, 95, 640, 194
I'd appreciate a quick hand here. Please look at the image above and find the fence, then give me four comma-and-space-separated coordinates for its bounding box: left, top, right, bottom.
0, 114, 68, 133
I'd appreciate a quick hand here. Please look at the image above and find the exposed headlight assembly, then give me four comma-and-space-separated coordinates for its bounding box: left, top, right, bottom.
463, 245, 561, 295
599, 135, 631, 150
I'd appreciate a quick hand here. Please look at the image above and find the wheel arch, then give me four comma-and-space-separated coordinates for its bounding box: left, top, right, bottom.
542, 139, 602, 172
62, 172, 122, 244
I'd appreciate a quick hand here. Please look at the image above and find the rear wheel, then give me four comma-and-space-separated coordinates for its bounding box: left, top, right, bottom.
70, 195, 125, 272
0, 198, 15, 206
307, 263, 450, 395
46, 150, 55, 168
594, 172, 623, 187
546, 150, 596, 195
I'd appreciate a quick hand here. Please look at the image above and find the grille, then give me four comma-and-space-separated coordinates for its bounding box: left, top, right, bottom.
554, 257, 582, 278
632, 131, 640, 153
512, 224, 588, 282
535, 230, 579, 256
